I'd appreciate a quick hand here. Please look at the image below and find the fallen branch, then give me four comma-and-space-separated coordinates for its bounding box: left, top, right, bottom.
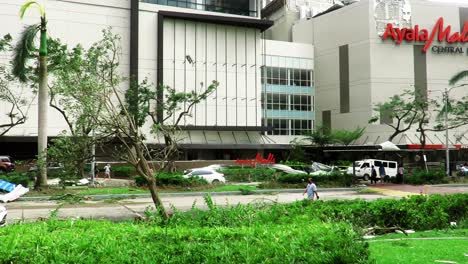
364, 226, 408, 236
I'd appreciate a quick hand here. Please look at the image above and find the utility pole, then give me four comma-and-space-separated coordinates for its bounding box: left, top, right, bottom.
444, 88, 449, 176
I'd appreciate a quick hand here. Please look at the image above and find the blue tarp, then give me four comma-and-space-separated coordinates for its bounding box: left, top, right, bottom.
0, 180, 15, 192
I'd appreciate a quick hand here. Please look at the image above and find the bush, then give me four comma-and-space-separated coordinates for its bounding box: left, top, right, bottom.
405, 168, 447, 185
279, 160, 307, 166
222, 168, 276, 182
0, 172, 30, 188
276, 171, 357, 187
134, 172, 207, 187
306, 194, 468, 230
111, 166, 135, 178
276, 173, 308, 184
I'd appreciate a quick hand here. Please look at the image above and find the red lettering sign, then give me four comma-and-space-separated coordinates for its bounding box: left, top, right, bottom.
235, 153, 275, 168
381, 17, 468, 52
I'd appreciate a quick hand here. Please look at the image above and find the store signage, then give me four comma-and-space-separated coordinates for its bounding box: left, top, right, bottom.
431, 46, 465, 55
381, 17, 468, 52
235, 153, 275, 168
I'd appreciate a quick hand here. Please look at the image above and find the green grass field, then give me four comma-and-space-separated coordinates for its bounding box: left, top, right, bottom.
369, 229, 468, 264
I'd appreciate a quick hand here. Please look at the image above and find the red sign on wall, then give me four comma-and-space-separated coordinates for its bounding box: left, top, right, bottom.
381, 17, 468, 52
235, 153, 275, 168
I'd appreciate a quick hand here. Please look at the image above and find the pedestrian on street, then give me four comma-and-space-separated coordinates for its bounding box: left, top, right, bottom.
379, 164, 386, 183
370, 165, 377, 184
398, 165, 404, 183
104, 163, 111, 179
304, 178, 319, 200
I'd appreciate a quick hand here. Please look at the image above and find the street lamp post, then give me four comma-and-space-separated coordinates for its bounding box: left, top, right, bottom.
444, 88, 449, 176
443, 84, 467, 176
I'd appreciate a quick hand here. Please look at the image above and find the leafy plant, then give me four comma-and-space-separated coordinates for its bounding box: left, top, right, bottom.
405, 168, 446, 185
222, 168, 276, 182
0, 172, 30, 187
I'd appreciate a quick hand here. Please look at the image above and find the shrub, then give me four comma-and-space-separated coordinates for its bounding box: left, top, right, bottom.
222, 168, 276, 182
111, 166, 135, 178
405, 168, 446, 185
0, 172, 30, 187
276, 171, 357, 187
279, 160, 307, 166
276, 173, 308, 184
134, 172, 207, 187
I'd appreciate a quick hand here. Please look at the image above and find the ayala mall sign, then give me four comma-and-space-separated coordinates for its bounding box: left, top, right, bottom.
381, 17, 468, 54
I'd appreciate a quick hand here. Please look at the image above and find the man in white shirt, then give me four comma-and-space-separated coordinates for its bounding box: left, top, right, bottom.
304, 178, 319, 200
104, 164, 111, 179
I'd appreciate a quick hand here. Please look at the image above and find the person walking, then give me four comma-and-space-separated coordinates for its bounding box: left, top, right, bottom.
304, 178, 319, 200
379, 164, 386, 183
398, 164, 404, 183
104, 163, 111, 179
370, 165, 377, 184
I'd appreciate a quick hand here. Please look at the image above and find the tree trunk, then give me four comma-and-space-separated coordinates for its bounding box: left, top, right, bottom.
38, 54, 48, 188
134, 142, 169, 219
147, 177, 169, 220
78, 161, 85, 179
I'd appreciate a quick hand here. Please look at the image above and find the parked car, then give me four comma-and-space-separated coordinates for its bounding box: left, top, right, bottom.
0, 156, 15, 173
347, 159, 398, 180
271, 164, 307, 175
183, 164, 231, 174
183, 168, 226, 184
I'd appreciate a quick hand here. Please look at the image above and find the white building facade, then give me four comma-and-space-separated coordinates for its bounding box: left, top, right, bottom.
0, 0, 315, 160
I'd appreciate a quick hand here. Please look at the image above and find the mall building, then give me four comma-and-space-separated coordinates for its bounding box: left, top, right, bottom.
0, 0, 467, 160
265, 0, 468, 153
0, 0, 315, 160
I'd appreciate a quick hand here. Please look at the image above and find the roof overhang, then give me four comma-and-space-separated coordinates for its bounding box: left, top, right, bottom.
158, 10, 274, 32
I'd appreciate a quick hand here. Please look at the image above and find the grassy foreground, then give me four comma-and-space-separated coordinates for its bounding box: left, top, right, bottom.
1, 194, 466, 263
0, 220, 368, 264
369, 229, 468, 264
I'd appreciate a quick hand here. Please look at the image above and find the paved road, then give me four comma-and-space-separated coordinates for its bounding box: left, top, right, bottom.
3, 185, 467, 224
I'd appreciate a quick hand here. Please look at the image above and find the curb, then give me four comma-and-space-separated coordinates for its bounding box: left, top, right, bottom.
18, 187, 361, 201
429, 183, 468, 187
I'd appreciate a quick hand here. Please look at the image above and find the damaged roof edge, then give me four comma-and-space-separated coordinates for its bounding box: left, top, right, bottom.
313, 1, 359, 18
261, 0, 286, 18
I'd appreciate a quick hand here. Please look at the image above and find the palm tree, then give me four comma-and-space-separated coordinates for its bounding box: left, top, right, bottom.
13, 1, 48, 188
449, 70, 468, 85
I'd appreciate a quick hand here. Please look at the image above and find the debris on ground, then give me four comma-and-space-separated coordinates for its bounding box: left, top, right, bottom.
0, 179, 29, 203
0, 206, 6, 226
364, 226, 408, 236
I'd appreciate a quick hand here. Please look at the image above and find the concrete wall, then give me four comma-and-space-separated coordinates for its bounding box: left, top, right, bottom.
0, 0, 131, 137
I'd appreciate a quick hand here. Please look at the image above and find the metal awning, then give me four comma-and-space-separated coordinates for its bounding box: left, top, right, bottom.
147, 130, 291, 150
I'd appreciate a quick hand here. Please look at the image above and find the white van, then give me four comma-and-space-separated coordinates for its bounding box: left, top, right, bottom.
347, 159, 398, 180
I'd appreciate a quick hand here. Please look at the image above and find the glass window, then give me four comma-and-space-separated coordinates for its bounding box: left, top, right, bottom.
279, 68, 287, 85
389, 163, 396, 168
279, 94, 288, 110
374, 161, 382, 167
